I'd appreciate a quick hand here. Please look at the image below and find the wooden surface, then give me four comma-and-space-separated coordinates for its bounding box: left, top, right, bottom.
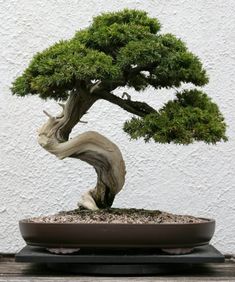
0, 255, 234, 281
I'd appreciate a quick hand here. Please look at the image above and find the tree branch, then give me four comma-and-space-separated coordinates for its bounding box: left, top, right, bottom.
96, 90, 156, 117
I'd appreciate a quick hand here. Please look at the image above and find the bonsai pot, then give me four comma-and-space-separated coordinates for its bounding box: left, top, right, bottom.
19, 218, 215, 249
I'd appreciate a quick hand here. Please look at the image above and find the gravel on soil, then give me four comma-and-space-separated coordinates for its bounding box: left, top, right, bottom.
25, 208, 207, 224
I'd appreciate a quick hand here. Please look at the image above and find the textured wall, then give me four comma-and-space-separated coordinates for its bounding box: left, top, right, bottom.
0, 0, 234, 254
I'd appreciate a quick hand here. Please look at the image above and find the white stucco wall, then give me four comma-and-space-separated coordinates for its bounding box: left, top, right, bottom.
0, 0, 234, 254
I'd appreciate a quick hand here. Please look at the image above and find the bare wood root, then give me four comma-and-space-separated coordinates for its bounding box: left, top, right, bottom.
37, 91, 126, 210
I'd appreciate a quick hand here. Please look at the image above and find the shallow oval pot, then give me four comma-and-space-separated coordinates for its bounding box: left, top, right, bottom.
19, 218, 215, 249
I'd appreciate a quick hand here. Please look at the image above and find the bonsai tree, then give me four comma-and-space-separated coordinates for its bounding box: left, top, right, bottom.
11, 9, 227, 211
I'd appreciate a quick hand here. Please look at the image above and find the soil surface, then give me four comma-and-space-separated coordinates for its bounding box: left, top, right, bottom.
26, 208, 207, 224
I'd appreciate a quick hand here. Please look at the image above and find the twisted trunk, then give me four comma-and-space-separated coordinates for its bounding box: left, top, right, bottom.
37, 89, 126, 210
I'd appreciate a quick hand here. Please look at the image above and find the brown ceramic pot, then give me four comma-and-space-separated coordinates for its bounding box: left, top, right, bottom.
19, 218, 215, 248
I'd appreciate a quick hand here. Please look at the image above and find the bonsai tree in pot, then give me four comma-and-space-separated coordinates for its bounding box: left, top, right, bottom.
12, 9, 227, 251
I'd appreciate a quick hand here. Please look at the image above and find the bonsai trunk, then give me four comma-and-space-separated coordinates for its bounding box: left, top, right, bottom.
37, 87, 126, 210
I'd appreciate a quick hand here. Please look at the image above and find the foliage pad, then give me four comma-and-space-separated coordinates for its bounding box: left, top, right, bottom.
11, 9, 227, 144
124, 90, 227, 144
11, 9, 208, 98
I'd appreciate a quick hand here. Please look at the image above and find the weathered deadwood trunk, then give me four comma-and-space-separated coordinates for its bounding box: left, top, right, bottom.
37, 89, 126, 210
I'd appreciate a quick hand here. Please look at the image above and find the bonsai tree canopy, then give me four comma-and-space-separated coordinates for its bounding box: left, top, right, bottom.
12, 9, 227, 210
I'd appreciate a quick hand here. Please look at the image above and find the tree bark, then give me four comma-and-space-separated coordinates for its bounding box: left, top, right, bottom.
37, 89, 126, 210
91, 82, 157, 117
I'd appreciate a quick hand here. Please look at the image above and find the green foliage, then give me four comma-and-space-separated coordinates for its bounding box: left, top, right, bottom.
117, 34, 208, 90
124, 90, 227, 144
76, 23, 154, 56
12, 9, 208, 99
12, 40, 119, 100
75, 9, 160, 57
90, 9, 161, 34
11, 9, 227, 144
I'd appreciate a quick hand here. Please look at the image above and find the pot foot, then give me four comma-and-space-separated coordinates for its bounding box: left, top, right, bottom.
161, 248, 194, 254
46, 248, 80, 254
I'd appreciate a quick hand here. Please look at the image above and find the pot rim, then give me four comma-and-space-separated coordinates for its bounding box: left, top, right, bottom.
19, 217, 215, 226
